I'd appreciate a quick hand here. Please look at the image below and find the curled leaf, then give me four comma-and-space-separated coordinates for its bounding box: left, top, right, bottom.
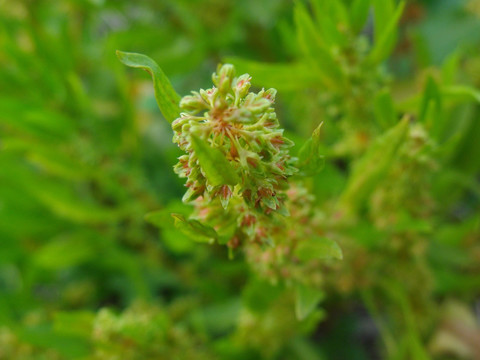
116, 50, 181, 123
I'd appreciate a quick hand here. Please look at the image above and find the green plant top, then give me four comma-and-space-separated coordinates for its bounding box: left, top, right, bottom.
173, 64, 297, 213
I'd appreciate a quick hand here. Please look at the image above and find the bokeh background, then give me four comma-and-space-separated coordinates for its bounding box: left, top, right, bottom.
0, 0, 479, 359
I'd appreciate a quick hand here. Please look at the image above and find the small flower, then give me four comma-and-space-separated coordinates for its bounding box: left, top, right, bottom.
172, 64, 297, 215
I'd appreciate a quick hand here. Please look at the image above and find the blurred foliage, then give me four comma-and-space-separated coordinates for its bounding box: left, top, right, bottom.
0, 0, 479, 359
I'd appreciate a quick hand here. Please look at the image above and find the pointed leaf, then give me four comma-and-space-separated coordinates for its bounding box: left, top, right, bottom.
190, 134, 239, 186
171, 213, 218, 244
418, 76, 444, 139
295, 284, 324, 320
297, 122, 325, 176
225, 57, 316, 91
339, 118, 409, 211
116, 50, 181, 123
295, 237, 343, 261
442, 85, 480, 104
350, 0, 371, 33
368, 1, 405, 64
374, 88, 397, 131
294, 1, 345, 90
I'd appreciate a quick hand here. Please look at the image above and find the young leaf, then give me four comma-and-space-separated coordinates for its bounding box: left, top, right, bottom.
171, 213, 218, 244
294, 1, 345, 90
295, 283, 324, 321
441, 51, 461, 85
145, 202, 195, 254
442, 85, 480, 104
190, 134, 239, 186
374, 88, 397, 131
116, 50, 181, 123
311, 0, 349, 47
418, 75, 444, 138
372, 0, 395, 39
339, 118, 409, 212
224, 57, 316, 91
350, 0, 371, 34
295, 237, 343, 261
297, 122, 325, 176
368, 1, 405, 64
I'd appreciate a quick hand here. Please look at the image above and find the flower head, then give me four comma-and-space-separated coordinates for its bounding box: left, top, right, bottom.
172, 64, 296, 214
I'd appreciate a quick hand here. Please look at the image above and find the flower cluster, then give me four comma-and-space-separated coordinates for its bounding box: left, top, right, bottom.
172, 64, 296, 214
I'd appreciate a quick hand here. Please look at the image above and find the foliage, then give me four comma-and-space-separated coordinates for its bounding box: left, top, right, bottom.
0, 0, 479, 359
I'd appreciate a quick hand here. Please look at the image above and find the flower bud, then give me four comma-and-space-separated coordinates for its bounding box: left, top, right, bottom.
180, 92, 208, 113
213, 64, 235, 95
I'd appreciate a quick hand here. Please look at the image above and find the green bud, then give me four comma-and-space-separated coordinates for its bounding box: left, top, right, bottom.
213, 64, 235, 94
180, 92, 208, 113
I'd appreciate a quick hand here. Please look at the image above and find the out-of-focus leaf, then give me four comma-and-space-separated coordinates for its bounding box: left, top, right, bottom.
116, 50, 181, 123
2, 138, 89, 180
372, 0, 395, 40
297, 122, 324, 176
26, 180, 124, 224
171, 213, 218, 244
145, 202, 195, 254
294, 1, 345, 90
19, 325, 90, 358
54, 311, 95, 339
350, 0, 371, 33
441, 51, 461, 85
311, 0, 349, 30
368, 1, 405, 64
418, 75, 443, 138
339, 118, 409, 211
35, 236, 95, 270
190, 134, 239, 186
295, 237, 343, 261
295, 283, 324, 321
243, 279, 284, 313
374, 88, 397, 131
0, 98, 75, 140
311, 0, 349, 47
225, 57, 316, 91
442, 85, 480, 104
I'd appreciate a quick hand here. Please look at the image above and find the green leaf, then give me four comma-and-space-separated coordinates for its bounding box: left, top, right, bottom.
144, 210, 166, 228
190, 134, 239, 186
339, 118, 409, 212
441, 51, 461, 85
171, 213, 218, 244
442, 85, 480, 104
368, 1, 405, 64
350, 0, 371, 34
116, 50, 181, 123
374, 88, 397, 131
294, 1, 345, 90
54, 311, 95, 339
297, 122, 325, 176
295, 237, 343, 261
225, 57, 316, 91
311, 0, 349, 47
34, 236, 95, 270
145, 202, 195, 253
295, 283, 324, 321
26, 180, 124, 225
418, 75, 444, 138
